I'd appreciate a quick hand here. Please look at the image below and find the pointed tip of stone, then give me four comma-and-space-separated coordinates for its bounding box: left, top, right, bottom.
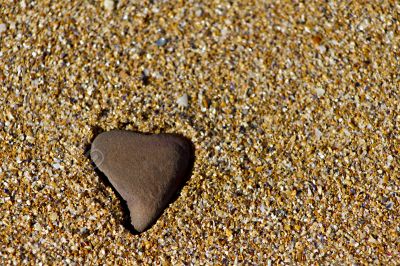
90, 130, 193, 232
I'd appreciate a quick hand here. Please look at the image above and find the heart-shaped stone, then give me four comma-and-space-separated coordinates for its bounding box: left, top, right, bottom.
90, 130, 193, 232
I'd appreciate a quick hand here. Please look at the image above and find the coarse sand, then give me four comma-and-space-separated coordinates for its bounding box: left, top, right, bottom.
0, 0, 399, 264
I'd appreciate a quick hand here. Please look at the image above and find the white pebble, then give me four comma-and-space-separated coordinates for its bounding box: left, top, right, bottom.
6, 247, 14, 253
0, 24, 6, 34
260, 203, 266, 213
386, 155, 393, 167
358, 19, 369, 31
318, 45, 326, 54
195, 8, 203, 17
20, 0, 26, 9
176, 93, 188, 107
9, 21, 16, 30
315, 128, 322, 140
104, 0, 114, 11
314, 87, 325, 97
34, 223, 42, 231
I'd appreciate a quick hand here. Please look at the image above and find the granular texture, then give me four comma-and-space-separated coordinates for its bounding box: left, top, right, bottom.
0, 0, 399, 264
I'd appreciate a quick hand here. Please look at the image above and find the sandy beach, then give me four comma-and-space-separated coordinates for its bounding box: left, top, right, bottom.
0, 0, 399, 264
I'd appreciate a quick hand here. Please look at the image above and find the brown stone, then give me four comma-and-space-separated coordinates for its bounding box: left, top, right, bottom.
91, 130, 193, 232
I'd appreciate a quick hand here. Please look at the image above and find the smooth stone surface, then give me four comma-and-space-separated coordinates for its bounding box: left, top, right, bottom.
91, 130, 192, 232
